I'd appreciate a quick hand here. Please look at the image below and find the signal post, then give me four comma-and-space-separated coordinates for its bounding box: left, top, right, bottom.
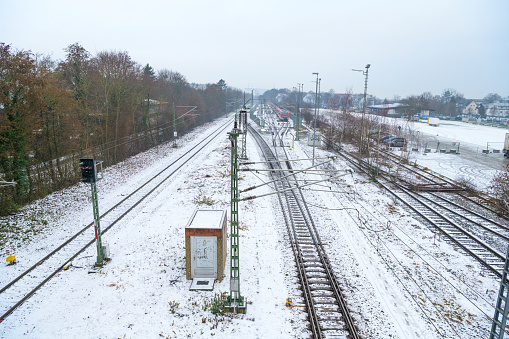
80, 158, 109, 267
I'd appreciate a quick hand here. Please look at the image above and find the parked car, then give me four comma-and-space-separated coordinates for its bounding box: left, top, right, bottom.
379, 135, 394, 143
386, 137, 407, 147
371, 133, 390, 143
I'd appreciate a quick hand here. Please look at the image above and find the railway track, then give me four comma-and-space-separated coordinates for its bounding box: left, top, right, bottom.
248, 123, 360, 339
0, 118, 233, 323
330, 144, 509, 279
370, 143, 508, 218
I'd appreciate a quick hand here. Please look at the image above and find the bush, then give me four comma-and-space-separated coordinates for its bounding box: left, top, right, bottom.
192, 191, 216, 206
454, 175, 478, 194
488, 165, 509, 216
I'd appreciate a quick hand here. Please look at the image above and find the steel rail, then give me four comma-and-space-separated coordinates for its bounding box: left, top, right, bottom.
373, 144, 508, 221
333, 143, 506, 278
249, 123, 360, 339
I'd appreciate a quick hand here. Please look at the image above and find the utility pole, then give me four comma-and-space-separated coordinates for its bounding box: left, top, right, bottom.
352, 64, 370, 154
80, 159, 107, 267
296, 83, 302, 141
172, 103, 177, 148
312, 73, 319, 166
225, 118, 246, 314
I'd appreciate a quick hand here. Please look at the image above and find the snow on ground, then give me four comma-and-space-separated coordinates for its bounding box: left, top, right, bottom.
387, 117, 508, 190
0, 113, 506, 338
411, 119, 508, 150
1, 117, 301, 338
281, 130, 497, 338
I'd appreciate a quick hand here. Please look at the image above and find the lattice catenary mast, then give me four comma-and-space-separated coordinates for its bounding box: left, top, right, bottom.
224, 117, 247, 314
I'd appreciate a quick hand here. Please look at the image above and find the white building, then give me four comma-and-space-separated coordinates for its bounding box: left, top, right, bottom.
485, 102, 509, 117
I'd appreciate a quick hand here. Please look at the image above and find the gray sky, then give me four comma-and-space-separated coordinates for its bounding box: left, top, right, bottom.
1, 0, 508, 99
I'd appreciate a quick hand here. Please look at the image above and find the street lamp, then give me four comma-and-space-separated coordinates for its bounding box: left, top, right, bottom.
352, 64, 370, 153
296, 83, 303, 141
312, 72, 319, 166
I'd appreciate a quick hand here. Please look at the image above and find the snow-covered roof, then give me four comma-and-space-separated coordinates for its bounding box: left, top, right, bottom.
367, 103, 406, 109
186, 209, 225, 229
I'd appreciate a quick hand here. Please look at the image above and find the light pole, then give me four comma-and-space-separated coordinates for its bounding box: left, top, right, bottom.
296, 83, 303, 141
352, 64, 370, 153
312, 73, 319, 165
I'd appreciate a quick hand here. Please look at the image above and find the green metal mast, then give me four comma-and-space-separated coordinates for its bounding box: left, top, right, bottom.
490, 245, 509, 338
225, 120, 246, 314
80, 158, 106, 267
91, 182, 105, 266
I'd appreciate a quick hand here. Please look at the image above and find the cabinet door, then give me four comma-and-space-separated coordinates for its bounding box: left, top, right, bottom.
191, 236, 217, 277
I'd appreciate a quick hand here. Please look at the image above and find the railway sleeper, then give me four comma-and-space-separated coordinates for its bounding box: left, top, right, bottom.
449, 233, 468, 237
301, 248, 318, 254
307, 277, 331, 285
309, 284, 333, 291
317, 312, 343, 322
305, 266, 326, 273
303, 262, 323, 268
306, 274, 329, 284
302, 259, 322, 265
305, 267, 326, 274
311, 290, 335, 298
301, 257, 321, 263
300, 244, 315, 248
313, 300, 340, 307
319, 332, 350, 339
296, 236, 312, 242
487, 258, 504, 263
302, 256, 321, 263
314, 306, 340, 313
298, 241, 314, 246
296, 232, 311, 237
301, 250, 319, 256
301, 252, 320, 259
319, 320, 347, 330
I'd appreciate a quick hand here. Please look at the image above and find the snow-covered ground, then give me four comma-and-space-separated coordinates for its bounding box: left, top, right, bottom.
386, 117, 508, 190
0, 113, 506, 338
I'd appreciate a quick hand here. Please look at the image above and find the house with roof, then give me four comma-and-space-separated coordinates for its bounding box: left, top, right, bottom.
367, 103, 408, 117
463, 101, 479, 116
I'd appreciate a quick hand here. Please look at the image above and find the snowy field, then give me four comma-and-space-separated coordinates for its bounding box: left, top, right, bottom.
390, 117, 508, 190
0, 113, 507, 338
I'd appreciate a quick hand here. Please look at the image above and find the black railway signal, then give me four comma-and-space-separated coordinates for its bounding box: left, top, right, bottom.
80, 158, 97, 183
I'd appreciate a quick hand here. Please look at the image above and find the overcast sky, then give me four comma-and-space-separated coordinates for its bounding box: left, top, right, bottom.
1, 0, 508, 99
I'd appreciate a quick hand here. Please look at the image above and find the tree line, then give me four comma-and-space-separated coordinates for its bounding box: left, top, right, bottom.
0, 42, 242, 215
262, 87, 506, 120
